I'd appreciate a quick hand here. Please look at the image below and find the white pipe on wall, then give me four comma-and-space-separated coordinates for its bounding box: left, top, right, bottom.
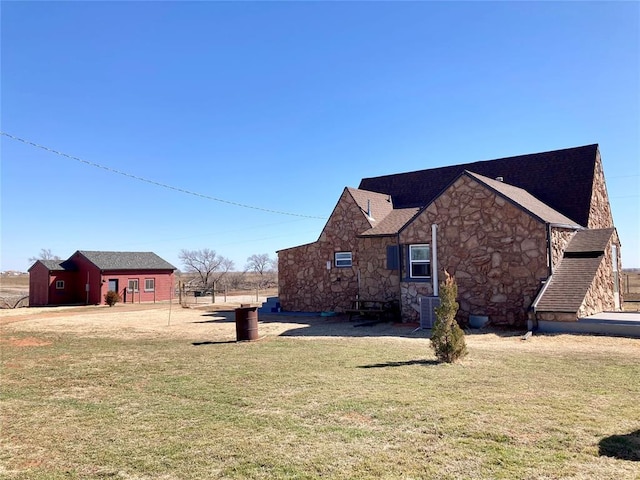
432, 224, 439, 297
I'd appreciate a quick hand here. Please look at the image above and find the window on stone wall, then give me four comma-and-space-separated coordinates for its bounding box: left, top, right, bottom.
55, 280, 64, 289
409, 244, 431, 278
145, 278, 155, 292
335, 252, 352, 268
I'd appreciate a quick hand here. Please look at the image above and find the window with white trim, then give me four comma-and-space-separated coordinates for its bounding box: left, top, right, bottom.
128, 279, 139, 292
334, 252, 352, 268
55, 280, 65, 289
409, 244, 431, 278
144, 278, 155, 292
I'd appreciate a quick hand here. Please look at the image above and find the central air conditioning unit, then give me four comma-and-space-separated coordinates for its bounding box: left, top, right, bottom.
419, 296, 440, 329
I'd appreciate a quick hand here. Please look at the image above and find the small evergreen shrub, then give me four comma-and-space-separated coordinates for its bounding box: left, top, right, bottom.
104, 290, 121, 307
431, 270, 468, 363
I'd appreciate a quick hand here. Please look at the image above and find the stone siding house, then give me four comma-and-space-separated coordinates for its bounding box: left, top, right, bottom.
29, 250, 176, 306
277, 144, 623, 327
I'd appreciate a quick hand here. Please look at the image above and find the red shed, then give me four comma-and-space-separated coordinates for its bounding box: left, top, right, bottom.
28, 250, 176, 306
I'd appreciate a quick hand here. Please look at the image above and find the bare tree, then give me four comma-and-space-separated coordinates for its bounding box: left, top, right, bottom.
245, 253, 277, 289
178, 249, 234, 290
28, 248, 61, 264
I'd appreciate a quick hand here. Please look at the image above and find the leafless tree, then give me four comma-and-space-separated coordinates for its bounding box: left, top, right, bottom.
28, 248, 61, 264
178, 249, 234, 290
245, 253, 277, 289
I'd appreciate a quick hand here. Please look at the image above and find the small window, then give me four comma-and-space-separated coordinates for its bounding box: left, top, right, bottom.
144, 278, 155, 292
55, 280, 65, 289
335, 252, 352, 268
409, 244, 431, 278
128, 279, 139, 292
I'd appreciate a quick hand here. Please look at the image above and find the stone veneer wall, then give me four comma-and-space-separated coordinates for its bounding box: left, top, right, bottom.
587, 151, 614, 229
550, 227, 577, 272
356, 236, 401, 301
278, 188, 373, 312
578, 231, 623, 317
400, 174, 549, 326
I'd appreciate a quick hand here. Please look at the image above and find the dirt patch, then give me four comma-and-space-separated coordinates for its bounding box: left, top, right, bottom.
1, 336, 52, 347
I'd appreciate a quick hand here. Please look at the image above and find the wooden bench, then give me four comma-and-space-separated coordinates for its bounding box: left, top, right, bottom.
345, 299, 399, 322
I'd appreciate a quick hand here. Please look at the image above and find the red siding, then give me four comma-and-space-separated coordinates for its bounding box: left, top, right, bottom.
98, 270, 175, 304
28, 262, 50, 306
28, 253, 175, 306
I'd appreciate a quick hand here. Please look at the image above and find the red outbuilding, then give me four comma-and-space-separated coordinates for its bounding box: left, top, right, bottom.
28, 250, 176, 306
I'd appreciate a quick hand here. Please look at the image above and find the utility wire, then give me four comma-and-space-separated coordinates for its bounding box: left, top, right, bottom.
1, 131, 327, 220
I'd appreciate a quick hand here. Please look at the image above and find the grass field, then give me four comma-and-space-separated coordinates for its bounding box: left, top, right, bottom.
1, 310, 639, 479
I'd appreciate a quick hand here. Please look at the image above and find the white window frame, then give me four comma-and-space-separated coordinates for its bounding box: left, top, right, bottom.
409, 244, 431, 278
144, 278, 155, 292
128, 279, 139, 292
55, 280, 65, 289
334, 251, 353, 268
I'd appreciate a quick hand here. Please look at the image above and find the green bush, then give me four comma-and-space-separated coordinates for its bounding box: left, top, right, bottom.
104, 290, 121, 307
431, 270, 468, 363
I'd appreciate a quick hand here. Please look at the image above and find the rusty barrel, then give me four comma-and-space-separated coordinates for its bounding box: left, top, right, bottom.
235, 306, 259, 341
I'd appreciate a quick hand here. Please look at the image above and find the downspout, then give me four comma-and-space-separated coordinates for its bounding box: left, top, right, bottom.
546, 222, 553, 276
432, 224, 439, 297
396, 232, 402, 307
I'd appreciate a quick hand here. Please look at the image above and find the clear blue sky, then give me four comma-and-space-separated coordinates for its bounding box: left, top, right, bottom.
1, 1, 639, 272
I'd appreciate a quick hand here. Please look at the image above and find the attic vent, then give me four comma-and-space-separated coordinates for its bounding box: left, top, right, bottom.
419, 296, 440, 329
495, 176, 504, 182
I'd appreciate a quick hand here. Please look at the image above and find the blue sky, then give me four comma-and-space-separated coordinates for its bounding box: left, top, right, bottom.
1, 1, 639, 272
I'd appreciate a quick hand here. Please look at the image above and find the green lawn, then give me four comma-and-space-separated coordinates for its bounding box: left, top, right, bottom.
1, 332, 639, 479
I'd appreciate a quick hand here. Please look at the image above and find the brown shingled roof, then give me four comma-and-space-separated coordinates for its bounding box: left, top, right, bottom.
533, 229, 614, 313
565, 228, 614, 253
346, 188, 394, 227
533, 256, 603, 313
360, 208, 421, 236
358, 144, 599, 228
466, 172, 581, 226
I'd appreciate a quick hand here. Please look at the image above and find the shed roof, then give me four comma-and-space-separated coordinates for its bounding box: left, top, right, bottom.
533, 229, 614, 313
29, 259, 76, 272
77, 251, 176, 271
565, 228, 614, 254
358, 144, 599, 228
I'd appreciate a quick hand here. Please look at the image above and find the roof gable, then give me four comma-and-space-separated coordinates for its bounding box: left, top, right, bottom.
465, 171, 581, 226
358, 144, 599, 227
77, 251, 176, 270
346, 188, 394, 226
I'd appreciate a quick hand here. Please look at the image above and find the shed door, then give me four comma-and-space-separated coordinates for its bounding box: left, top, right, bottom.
108, 279, 118, 293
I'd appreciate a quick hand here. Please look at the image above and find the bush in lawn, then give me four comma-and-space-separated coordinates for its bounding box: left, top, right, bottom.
431, 270, 468, 363
104, 290, 121, 307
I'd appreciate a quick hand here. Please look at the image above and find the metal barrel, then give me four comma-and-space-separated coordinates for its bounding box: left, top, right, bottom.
235, 306, 259, 341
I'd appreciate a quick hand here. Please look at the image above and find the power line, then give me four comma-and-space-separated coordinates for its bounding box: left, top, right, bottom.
1, 131, 327, 220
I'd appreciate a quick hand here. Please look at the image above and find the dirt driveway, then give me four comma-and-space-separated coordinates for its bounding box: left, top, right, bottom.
0, 301, 431, 343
